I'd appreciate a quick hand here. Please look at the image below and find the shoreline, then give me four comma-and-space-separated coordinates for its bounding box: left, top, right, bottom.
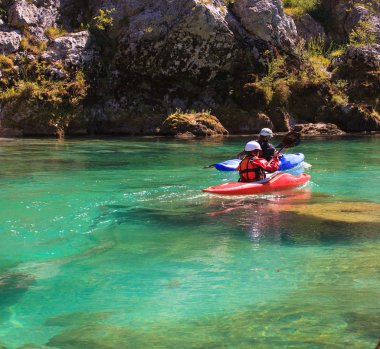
1, 132, 379, 142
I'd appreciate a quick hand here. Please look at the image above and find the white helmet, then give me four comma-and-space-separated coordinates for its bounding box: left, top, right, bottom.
259, 128, 273, 138
244, 141, 262, 152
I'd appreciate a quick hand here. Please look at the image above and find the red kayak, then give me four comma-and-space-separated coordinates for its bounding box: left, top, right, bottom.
203, 173, 310, 195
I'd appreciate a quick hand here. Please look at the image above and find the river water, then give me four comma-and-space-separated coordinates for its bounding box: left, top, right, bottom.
0, 136, 379, 349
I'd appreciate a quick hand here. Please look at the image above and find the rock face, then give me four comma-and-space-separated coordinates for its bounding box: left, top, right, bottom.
345, 5, 380, 41
232, 0, 297, 47
294, 123, 345, 135
113, 0, 245, 82
160, 112, 228, 137
322, 0, 380, 42
8, 0, 60, 40
321, 0, 348, 41
0, 30, 21, 53
0, 0, 379, 137
293, 13, 325, 41
41, 31, 94, 66
332, 44, 380, 111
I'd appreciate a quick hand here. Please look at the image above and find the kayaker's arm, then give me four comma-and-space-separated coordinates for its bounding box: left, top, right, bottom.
256, 157, 280, 173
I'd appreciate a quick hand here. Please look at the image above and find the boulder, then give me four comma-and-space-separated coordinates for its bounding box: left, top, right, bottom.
8, 0, 39, 28
160, 112, 228, 137
294, 123, 345, 135
293, 13, 325, 41
232, 0, 297, 47
343, 44, 380, 71
8, 0, 60, 40
0, 30, 21, 53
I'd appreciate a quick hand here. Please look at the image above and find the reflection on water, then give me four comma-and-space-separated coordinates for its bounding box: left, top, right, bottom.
0, 137, 379, 349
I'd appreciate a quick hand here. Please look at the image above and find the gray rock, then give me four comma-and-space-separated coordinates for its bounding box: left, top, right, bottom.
115, 0, 244, 81
8, 0, 39, 28
293, 13, 325, 41
41, 31, 94, 66
8, 0, 60, 40
232, 0, 297, 47
345, 5, 380, 41
0, 30, 22, 54
344, 44, 380, 70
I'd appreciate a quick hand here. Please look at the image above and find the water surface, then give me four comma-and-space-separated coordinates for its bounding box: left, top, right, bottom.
0, 136, 379, 349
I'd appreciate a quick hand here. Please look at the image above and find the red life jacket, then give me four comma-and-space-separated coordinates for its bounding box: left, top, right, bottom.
237, 156, 279, 182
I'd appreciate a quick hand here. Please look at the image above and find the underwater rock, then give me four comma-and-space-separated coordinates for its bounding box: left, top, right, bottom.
45, 311, 112, 327
279, 201, 380, 223
0, 272, 35, 307
46, 325, 144, 348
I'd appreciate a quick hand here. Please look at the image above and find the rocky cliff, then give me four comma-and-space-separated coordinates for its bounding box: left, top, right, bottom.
0, 0, 379, 137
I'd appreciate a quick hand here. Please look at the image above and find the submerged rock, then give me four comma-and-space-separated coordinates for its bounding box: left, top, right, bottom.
45, 311, 112, 327
279, 202, 380, 223
160, 112, 228, 137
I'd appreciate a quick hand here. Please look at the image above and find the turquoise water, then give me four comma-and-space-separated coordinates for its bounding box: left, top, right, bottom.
0, 136, 379, 349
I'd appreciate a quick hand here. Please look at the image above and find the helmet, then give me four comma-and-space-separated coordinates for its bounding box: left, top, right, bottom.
259, 128, 273, 138
244, 141, 262, 152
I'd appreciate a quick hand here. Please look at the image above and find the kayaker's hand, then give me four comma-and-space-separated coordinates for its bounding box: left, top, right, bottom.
273, 151, 280, 158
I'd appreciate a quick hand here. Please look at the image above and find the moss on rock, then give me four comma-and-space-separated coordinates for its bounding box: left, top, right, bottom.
160, 111, 228, 137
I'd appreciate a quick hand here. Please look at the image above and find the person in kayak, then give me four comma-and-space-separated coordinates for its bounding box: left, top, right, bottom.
237, 128, 276, 161
257, 128, 276, 161
237, 141, 280, 182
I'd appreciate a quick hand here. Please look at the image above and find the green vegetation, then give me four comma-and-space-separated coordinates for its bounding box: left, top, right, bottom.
0, 54, 15, 72
349, 19, 377, 46
92, 8, 115, 31
20, 30, 48, 54
0, 53, 89, 138
283, 0, 321, 17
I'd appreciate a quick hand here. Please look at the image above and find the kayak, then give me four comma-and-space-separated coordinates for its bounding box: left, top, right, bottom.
214, 153, 305, 172
203, 173, 310, 195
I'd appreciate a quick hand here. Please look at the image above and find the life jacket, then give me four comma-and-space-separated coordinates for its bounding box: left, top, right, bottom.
237, 156, 280, 182
237, 157, 267, 182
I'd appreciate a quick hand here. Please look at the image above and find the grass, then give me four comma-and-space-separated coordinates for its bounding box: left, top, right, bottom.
45, 27, 67, 40
282, 0, 321, 17
0, 54, 15, 72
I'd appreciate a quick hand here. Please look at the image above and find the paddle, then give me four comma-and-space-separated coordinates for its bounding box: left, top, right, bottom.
203, 130, 301, 169
277, 130, 301, 153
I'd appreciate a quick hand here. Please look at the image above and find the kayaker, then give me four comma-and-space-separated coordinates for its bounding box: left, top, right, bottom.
257, 128, 276, 161
237, 141, 280, 182
237, 128, 276, 161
